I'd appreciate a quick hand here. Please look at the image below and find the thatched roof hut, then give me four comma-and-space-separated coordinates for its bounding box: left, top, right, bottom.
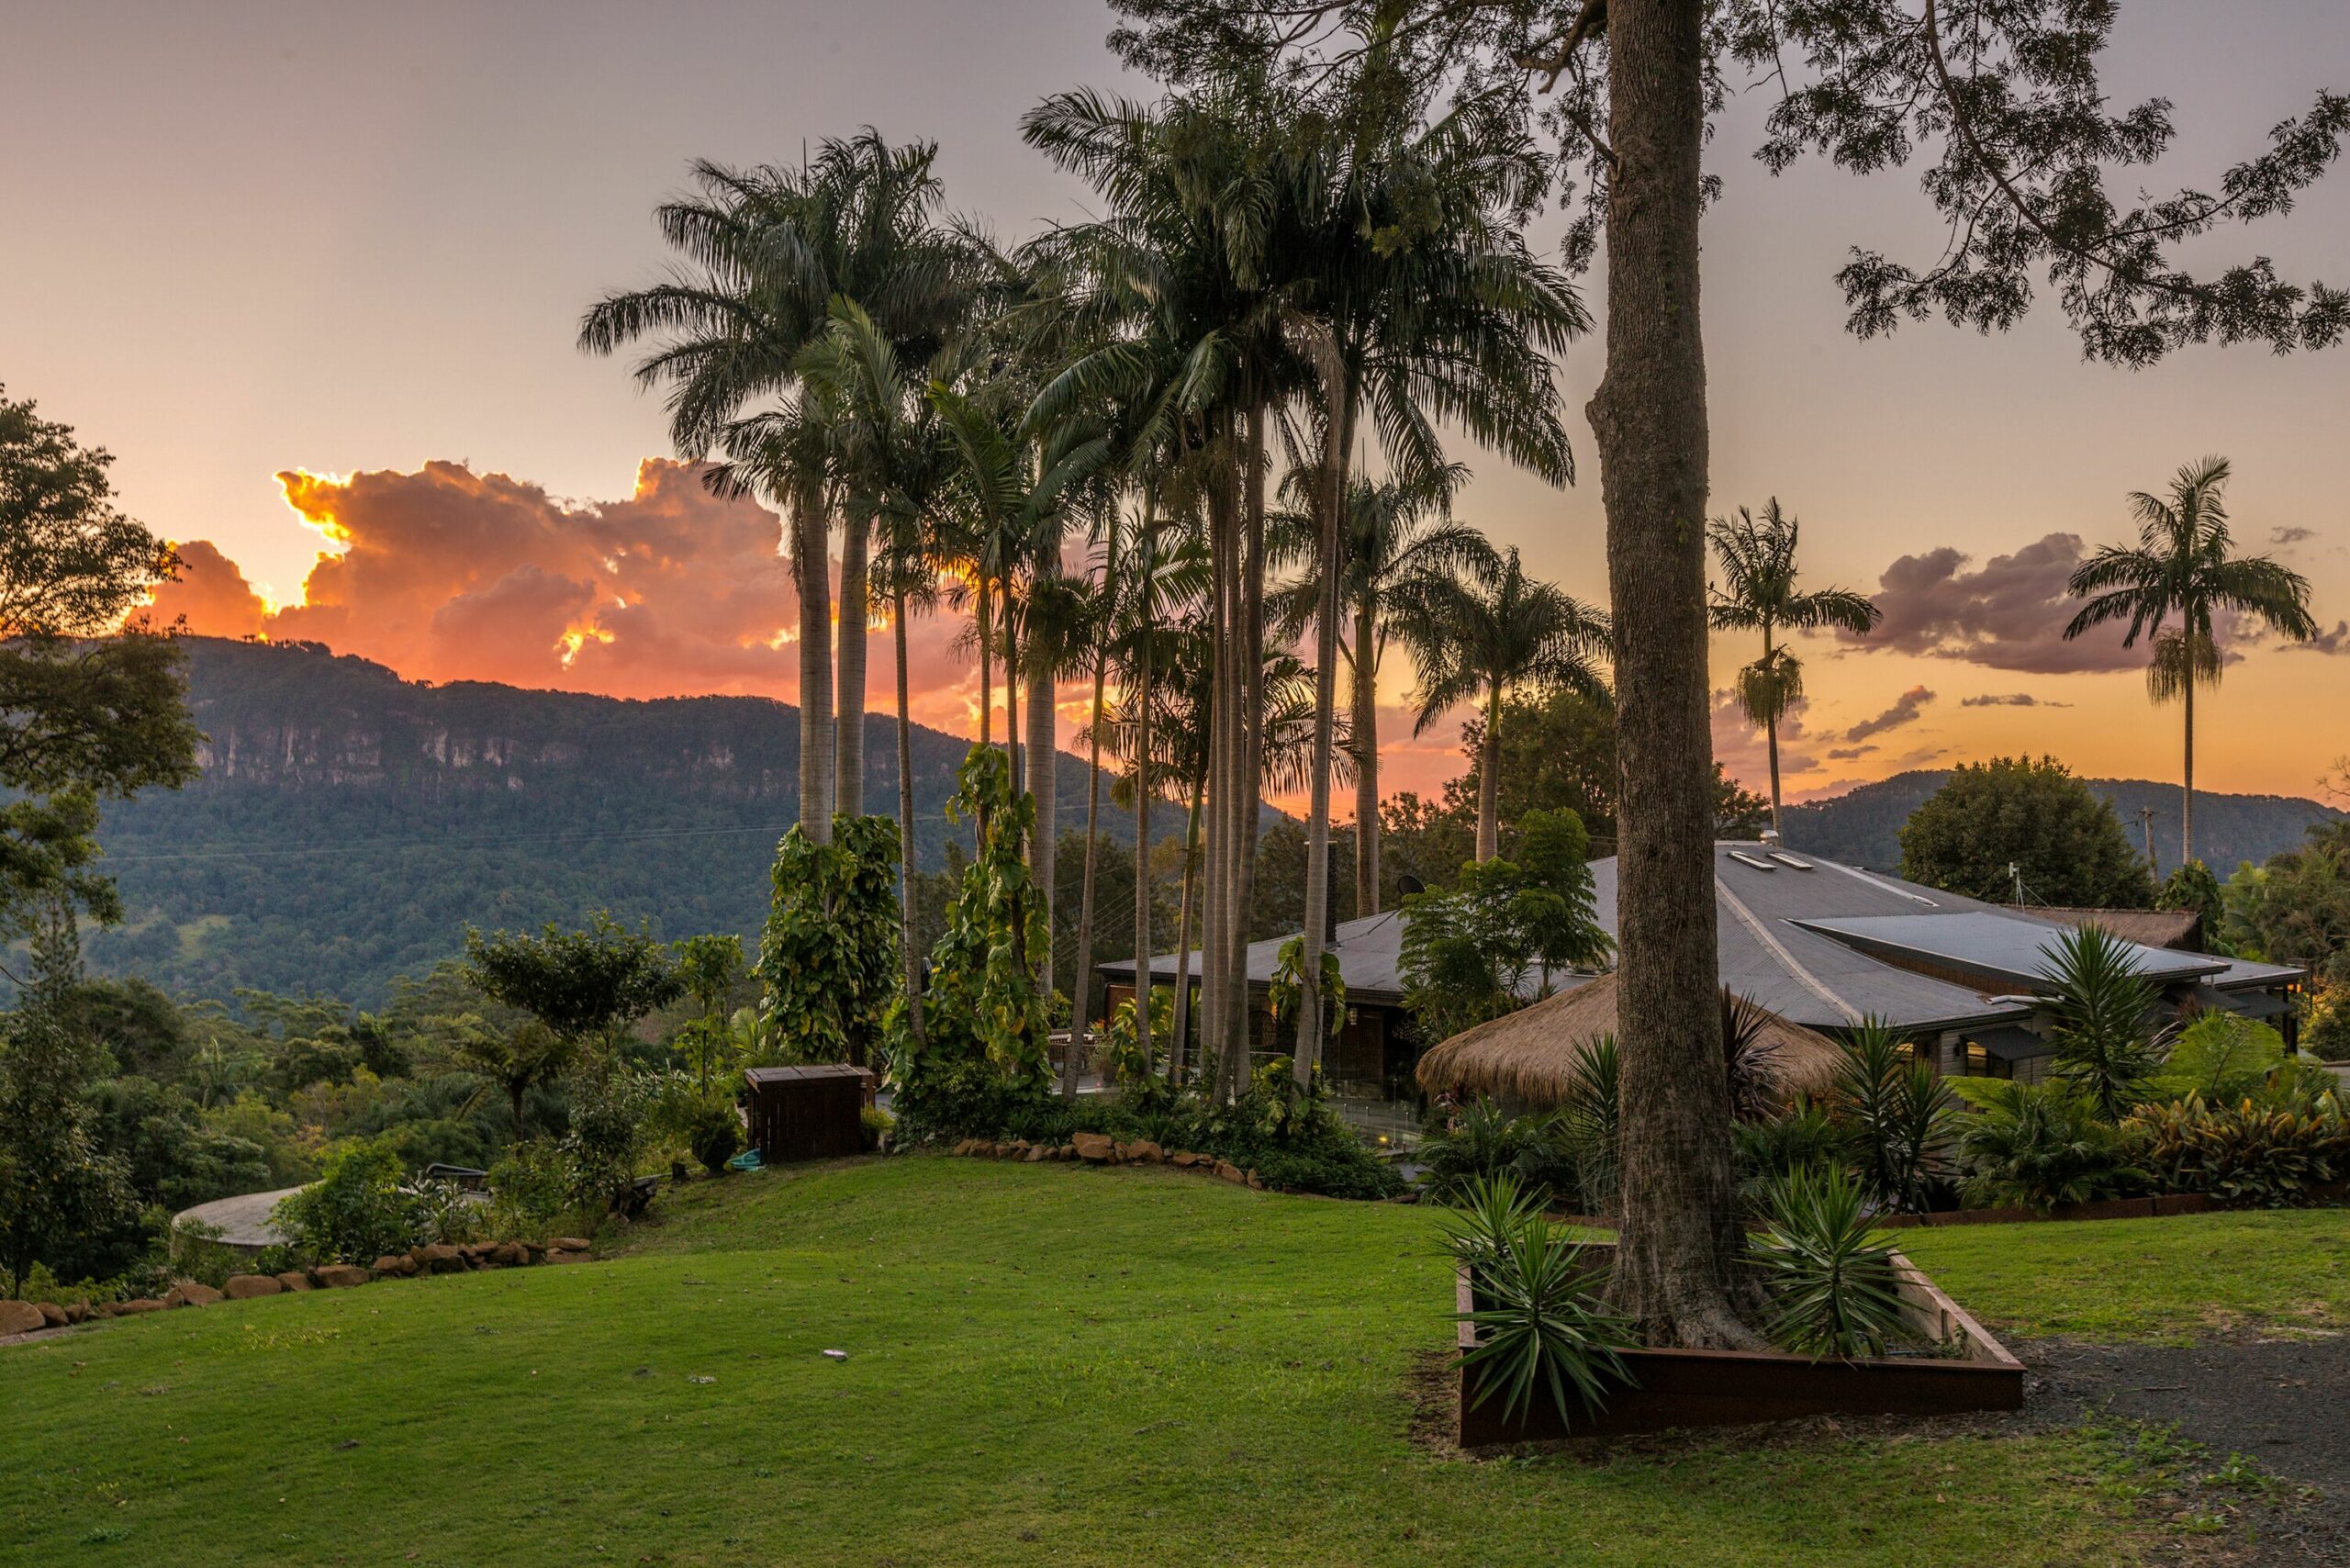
1414, 973, 1847, 1109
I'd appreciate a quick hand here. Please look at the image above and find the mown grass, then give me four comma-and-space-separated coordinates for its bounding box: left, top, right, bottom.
0, 1158, 2236, 1566
1900, 1207, 2350, 1344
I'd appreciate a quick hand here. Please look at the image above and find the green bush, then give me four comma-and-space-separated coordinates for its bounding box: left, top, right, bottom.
559, 1070, 654, 1217
859, 1105, 894, 1152
485, 1139, 574, 1237
271, 1138, 431, 1264
1416, 1098, 1576, 1205
1748, 1163, 1908, 1359
1955, 1081, 2141, 1212
2126, 1094, 2350, 1206
1445, 1173, 1632, 1429
1732, 1097, 1850, 1213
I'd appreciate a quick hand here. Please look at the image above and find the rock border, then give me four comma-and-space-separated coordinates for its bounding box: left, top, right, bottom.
1, 1238, 597, 1343
950, 1134, 1265, 1191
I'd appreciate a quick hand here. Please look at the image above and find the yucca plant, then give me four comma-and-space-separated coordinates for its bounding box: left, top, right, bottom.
1556, 1033, 1622, 1215
1833, 1019, 1954, 1214
1445, 1174, 1632, 1428
1749, 1163, 1908, 1359
2040, 924, 2170, 1123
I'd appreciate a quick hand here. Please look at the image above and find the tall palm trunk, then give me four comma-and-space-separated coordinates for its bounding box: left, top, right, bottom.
1025, 652, 1058, 994
1130, 520, 1156, 1078
795, 482, 835, 846
2181, 673, 2195, 866
977, 579, 993, 751
837, 514, 869, 819
1224, 399, 1269, 1093
1169, 767, 1204, 1082
1474, 678, 1504, 863
1762, 623, 1782, 839
1591, 0, 1760, 1350
1352, 599, 1381, 915
1065, 522, 1114, 1097
1203, 417, 1237, 1099
893, 584, 923, 1044
1297, 385, 1350, 1081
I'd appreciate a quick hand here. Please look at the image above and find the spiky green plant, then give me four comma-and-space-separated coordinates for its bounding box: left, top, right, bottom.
2039, 924, 2168, 1124
1749, 1163, 1908, 1359
1445, 1173, 1632, 1428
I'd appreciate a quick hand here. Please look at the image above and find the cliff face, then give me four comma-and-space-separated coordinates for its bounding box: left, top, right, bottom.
85, 637, 1147, 1003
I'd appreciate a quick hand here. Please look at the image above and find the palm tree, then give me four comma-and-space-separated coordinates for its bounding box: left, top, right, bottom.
579, 133, 969, 840
1397, 548, 1609, 865
2064, 456, 2315, 865
1707, 499, 1882, 840
1272, 468, 1495, 913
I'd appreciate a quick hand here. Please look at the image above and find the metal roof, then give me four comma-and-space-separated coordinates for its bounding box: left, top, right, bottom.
1101, 841, 2303, 1038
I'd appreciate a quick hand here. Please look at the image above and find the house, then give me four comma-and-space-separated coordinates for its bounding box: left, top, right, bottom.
1101, 840, 2306, 1106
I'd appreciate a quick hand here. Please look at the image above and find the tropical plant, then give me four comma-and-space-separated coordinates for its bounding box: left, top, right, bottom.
451, 1020, 575, 1143
2039, 924, 2169, 1124
756, 814, 903, 1068
1268, 935, 1346, 1046
1748, 1163, 1908, 1359
1554, 1034, 1623, 1217
1954, 1081, 2140, 1213
889, 747, 1056, 1138
2155, 861, 2227, 947
1719, 990, 1789, 1122
2065, 457, 2316, 865
1707, 499, 1882, 837
0, 1001, 146, 1295
1098, 988, 1176, 1112
1732, 1098, 1849, 1213
1416, 1098, 1572, 1205
1397, 808, 1611, 1040
269, 1138, 434, 1266
2127, 1094, 2350, 1207
2154, 1011, 2293, 1106
1833, 1020, 1954, 1214
1393, 548, 1610, 864
1445, 1173, 1632, 1429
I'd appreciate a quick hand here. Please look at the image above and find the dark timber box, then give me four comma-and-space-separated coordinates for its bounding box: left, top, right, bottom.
1456, 1244, 2024, 1445
743, 1065, 871, 1164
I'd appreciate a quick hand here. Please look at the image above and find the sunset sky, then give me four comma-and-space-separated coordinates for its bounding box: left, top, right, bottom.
4, 0, 2345, 810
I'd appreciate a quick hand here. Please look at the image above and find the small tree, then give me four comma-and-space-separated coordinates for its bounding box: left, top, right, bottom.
1899, 757, 2155, 908
888, 747, 1053, 1135
756, 816, 901, 1066
2039, 924, 2167, 1123
461, 913, 682, 1060
1400, 808, 1612, 1040
452, 1020, 574, 1142
2155, 860, 2227, 949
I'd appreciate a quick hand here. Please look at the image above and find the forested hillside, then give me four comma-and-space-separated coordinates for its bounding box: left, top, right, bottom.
1781, 769, 2343, 874
84, 638, 1173, 1003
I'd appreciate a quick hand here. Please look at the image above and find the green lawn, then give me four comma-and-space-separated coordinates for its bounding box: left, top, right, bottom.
0, 1159, 2235, 1567
1901, 1208, 2350, 1343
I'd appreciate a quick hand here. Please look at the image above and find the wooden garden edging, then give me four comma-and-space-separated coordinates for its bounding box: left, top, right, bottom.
1455, 1244, 2024, 1446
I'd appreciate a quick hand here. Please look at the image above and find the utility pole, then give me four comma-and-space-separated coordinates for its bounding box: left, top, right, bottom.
2136, 805, 2161, 873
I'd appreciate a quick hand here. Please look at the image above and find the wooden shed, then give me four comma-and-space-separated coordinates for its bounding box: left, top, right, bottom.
743, 1065, 871, 1164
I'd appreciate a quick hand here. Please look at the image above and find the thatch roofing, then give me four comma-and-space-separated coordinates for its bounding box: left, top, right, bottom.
2028, 906, 2204, 953
1414, 972, 1848, 1109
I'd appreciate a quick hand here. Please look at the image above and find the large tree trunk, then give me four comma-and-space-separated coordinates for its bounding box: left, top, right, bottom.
894, 585, 923, 1045
1297, 384, 1349, 1081
1026, 653, 1058, 995
1589, 0, 1761, 1350
1131, 518, 1156, 1078
1353, 599, 1381, 915
1475, 679, 1503, 863
837, 513, 869, 820
795, 484, 835, 846
2181, 674, 2195, 867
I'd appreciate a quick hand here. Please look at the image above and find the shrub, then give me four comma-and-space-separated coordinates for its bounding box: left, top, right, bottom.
2126, 1095, 2350, 1206
2040, 924, 2169, 1121
756, 815, 901, 1065
485, 1139, 573, 1237
271, 1138, 431, 1264
1748, 1163, 1908, 1359
1445, 1173, 1632, 1429
859, 1105, 894, 1153
1416, 1097, 1564, 1204
1834, 1020, 1954, 1214
1954, 1081, 2141, 1212
1553, 1034, 1621, 1215
560, 1070, 654, 1217
1732, 1097, 1849, 1212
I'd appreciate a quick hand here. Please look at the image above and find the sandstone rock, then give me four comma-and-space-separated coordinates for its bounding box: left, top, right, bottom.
117, 1298, 168, 1315
313, 1264, 370, 1289
953, 1137, 977, 1157
64, 1301, 90, 1324
1170, 1151, 1201, 1168
1126, 1140, 1165, 1163
223, 1275, 283, 1300
0, 1299, 45, 1335
1246, 1170, 1265, 1191
275, 1271, 313, 1292
1024, 1144, 1048, 1162
415, 1243, 465, 1274
1072, 1132, 1115, 1163
374, 1255, 418, 1278
492, 1241, 528, 1268
554, 1238, 591, 1253
1214, 1159, 1246, 1183
1059, 1144, 1078, 1161
164, 1282, 224, 1308
36, 1302, 67, 1327
520, 1239, 546, 1259
545, 1247, 588, 1264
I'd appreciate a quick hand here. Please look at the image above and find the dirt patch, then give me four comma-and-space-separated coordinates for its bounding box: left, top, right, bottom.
2024, 1334, 2350, 1568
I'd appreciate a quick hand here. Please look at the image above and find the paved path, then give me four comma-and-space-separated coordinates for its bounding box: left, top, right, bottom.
173, 1185, 304, 1249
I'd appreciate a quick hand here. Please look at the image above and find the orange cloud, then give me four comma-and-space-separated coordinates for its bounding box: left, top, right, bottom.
146, 539, 268, 640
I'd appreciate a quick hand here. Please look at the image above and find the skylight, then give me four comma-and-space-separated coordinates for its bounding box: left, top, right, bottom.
1727, 850, 1776, 871
1767, 851, 1814, 870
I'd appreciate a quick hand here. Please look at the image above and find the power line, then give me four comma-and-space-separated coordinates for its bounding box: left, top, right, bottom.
100, 813, 971, 865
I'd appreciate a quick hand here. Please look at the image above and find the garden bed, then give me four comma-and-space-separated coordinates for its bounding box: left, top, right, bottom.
1455, 1244, 2024, 1445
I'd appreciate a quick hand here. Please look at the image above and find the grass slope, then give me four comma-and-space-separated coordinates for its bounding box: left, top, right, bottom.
3, 1159, 2189, 1566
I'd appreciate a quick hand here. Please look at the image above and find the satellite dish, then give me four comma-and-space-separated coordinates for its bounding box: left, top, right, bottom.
1396, 873, 1427, 899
